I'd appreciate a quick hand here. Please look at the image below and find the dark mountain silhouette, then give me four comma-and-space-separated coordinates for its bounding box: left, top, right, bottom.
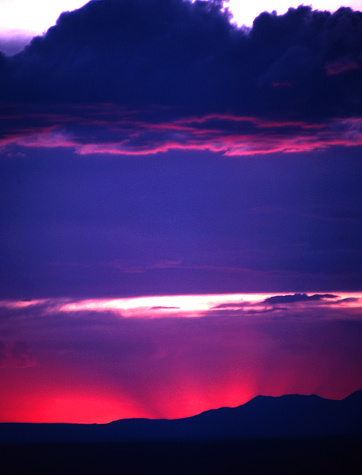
1, 390, 361, 443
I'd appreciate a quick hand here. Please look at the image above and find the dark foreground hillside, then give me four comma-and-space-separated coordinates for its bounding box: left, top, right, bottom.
1, 392, 361, 473
1, 391, 362, 443
1, 436, 361, 475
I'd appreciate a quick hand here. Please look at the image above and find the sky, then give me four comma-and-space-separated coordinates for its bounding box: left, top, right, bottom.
0, 0, 361, 423
1, 0, 362, 53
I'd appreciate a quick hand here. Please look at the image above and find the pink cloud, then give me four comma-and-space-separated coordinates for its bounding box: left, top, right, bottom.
1, 105, 361, 157
325, 59, 360, 76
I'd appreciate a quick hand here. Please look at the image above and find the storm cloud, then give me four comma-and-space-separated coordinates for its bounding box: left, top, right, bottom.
0, 0, 361, 156
1, 0, 361, 118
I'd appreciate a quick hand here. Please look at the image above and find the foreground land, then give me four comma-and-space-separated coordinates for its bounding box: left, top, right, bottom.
1, 436, 361, 475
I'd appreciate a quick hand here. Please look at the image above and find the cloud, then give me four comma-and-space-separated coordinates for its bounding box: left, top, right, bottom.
210, 292, 362, 315
0, 1, 361, 155
262, 293, 338, 305
1, 105, 361, 156
325, 58, 361, 76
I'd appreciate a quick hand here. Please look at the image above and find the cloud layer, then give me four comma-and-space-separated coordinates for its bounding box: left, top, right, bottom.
2, 0, 362, 118
0, 1, 361, 155
1, 104, 362, 156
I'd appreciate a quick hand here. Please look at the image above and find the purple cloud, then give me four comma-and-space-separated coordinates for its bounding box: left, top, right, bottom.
262, 293, 338, 305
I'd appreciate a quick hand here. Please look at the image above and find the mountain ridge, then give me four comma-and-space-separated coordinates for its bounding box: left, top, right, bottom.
1, 390, 361, 443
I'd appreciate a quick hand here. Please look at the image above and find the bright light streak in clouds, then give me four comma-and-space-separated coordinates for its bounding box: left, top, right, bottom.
56, 292, 362, 317
58, 293, 273, 317
2, 292, 360, 319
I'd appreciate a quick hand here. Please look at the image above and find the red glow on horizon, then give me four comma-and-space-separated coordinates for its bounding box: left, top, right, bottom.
1, 371, 359, 424
0, 292, 361, 424
2, 394, 141, 425
36, 393, 150, 424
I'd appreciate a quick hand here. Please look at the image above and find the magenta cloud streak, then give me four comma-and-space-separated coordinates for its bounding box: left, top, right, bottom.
1, 106, 362, 156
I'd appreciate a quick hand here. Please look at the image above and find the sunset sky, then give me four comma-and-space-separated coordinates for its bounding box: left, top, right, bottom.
0, 0, 361, 423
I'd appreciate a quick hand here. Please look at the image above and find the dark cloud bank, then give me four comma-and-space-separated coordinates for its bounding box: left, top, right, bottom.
1, 0, 361, 121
